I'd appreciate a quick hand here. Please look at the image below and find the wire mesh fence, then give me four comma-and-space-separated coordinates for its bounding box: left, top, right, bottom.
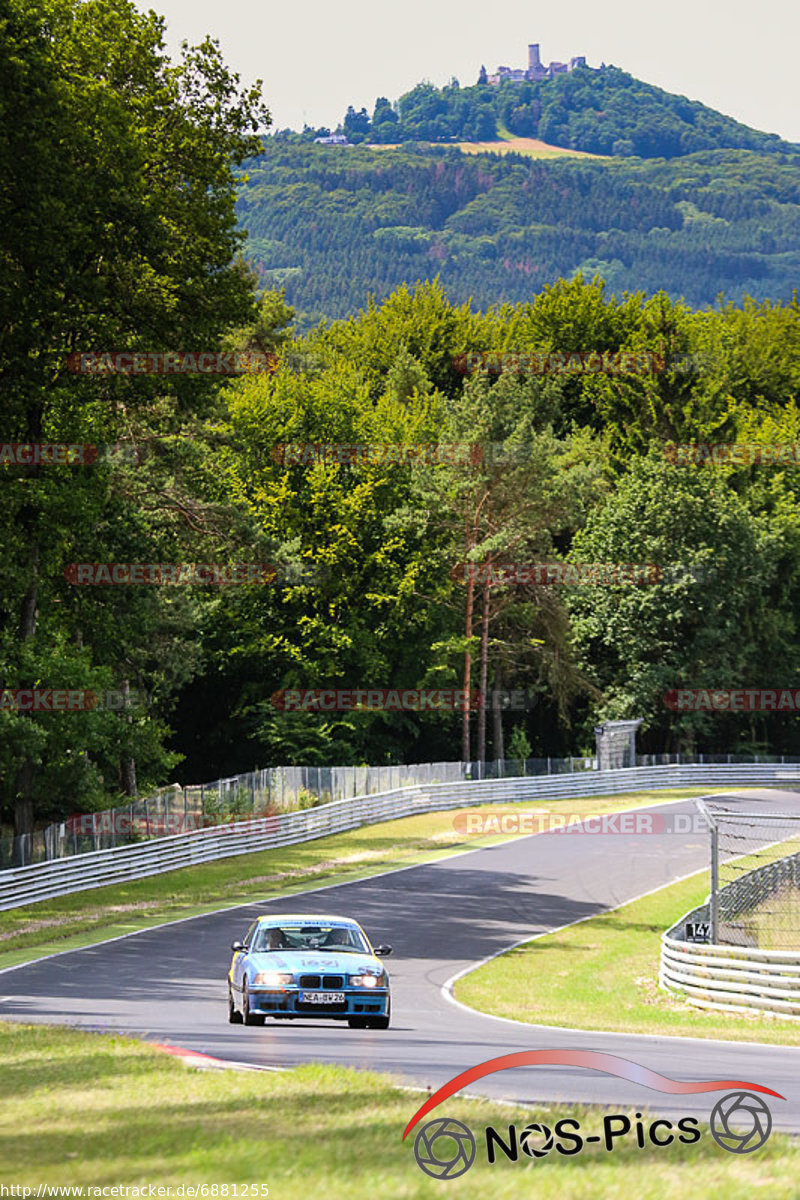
699, 799, 800, 949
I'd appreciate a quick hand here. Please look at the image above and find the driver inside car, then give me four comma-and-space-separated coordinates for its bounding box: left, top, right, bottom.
262, 927, 287, 950
320, 926, 353, 948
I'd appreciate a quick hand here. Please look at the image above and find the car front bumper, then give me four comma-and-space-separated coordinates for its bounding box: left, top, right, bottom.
249, 986, 390, 1018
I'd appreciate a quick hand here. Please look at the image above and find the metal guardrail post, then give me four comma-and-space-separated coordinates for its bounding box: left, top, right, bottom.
709, 822, 719, 944
695, 798, 719, 943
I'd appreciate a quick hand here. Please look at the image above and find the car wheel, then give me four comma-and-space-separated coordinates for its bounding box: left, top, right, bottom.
242, 981, 264, 1026
228, 985, 243, 1024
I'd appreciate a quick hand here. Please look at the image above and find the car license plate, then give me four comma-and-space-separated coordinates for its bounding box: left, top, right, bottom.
301, 991, 344, 1004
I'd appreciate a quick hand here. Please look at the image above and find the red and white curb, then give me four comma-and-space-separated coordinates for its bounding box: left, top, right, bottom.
151, 1042, 284, 1073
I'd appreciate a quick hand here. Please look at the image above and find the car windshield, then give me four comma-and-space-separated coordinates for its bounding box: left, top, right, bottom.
251, 923, 370, 954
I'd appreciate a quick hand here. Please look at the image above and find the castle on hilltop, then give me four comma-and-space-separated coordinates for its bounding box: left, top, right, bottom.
486, 43, 592, 85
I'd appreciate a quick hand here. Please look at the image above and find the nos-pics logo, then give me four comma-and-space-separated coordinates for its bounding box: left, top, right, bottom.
403, 1050, 782, 1180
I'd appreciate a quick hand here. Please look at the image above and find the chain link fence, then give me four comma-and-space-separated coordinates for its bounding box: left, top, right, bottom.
698, 799, 800, 949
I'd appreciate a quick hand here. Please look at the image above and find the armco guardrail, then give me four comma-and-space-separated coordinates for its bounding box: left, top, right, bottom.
661, 910, 800, 1020
2, 763, 799, 911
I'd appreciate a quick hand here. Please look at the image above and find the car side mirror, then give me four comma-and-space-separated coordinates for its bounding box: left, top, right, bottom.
231, 941, 246, 952
374, 945, 392, 956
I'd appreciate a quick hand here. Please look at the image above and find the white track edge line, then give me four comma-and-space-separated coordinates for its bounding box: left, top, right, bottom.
441, 865, 800, 1052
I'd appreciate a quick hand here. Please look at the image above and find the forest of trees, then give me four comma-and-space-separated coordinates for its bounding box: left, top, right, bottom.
238, 142, 800, 326
3, 0, 800, 841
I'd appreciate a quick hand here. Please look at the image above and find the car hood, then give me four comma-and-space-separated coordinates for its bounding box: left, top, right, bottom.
247, 950, 384, 975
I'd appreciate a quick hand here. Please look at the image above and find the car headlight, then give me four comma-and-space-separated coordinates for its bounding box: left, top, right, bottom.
350, 973, 385, 987
252, 972, 293, 988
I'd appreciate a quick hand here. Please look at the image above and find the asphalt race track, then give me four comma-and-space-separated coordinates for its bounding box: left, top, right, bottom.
4, 788, 800, 1131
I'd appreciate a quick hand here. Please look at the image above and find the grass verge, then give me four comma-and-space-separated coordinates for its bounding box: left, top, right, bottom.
455, 870, 800, 1046
0, 788, 723, 970
0, 1022, 797, 1197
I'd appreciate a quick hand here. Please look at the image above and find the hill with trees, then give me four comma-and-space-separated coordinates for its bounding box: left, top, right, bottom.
279, 65, 798, 159
237, 142, 800, 326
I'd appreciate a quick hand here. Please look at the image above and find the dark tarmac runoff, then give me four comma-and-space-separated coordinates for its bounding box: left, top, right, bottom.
3, 788, 800, 1131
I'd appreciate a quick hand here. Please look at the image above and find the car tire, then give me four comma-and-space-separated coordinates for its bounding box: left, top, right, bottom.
242, 981, 264, 1026
368, 999, 391, 1030
228, 986, 243, 1024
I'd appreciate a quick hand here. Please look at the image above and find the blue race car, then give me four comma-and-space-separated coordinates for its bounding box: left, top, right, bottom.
227, 913, 392, 1029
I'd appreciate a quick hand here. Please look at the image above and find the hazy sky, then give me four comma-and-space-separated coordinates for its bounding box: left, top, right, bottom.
141, 0, 800, 143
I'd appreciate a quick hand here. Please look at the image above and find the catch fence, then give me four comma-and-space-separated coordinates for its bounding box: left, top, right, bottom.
698, 799, 800, 949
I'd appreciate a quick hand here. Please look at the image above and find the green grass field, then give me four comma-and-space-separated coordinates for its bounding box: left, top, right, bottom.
455, 870, 800, 1045
0, 788, 724, 969
0, 1022, 797, 1198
